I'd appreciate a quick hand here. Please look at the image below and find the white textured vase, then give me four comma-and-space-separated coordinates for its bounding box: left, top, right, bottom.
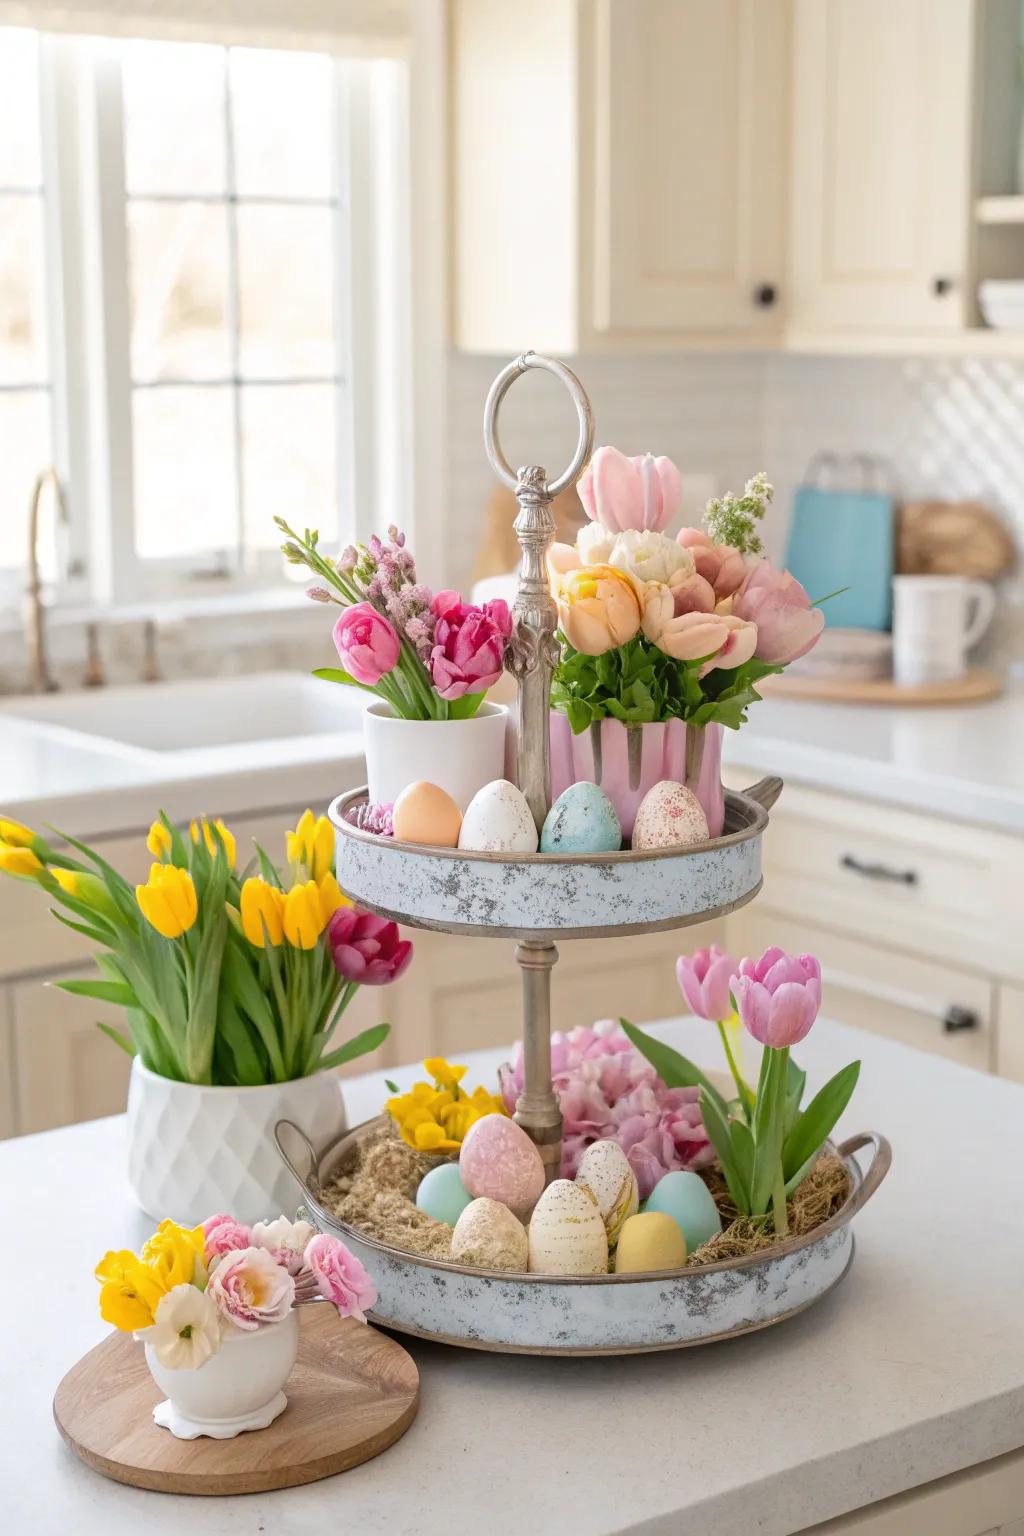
146, 1310, 300, 1440
363, 699, 508, 811
126, 1061, 346, 1226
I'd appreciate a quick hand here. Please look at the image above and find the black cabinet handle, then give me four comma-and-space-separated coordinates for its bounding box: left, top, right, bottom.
943, 1005, 979, 1033
753, 283, 777, 308
840, 853, 918, 887
932, 275, 954, 297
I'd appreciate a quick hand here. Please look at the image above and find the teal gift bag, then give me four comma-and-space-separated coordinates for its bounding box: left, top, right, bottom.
784, 453, 895, 631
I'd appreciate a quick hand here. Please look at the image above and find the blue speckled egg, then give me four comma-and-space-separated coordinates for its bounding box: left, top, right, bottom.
643, 1171, 722, 1251
416, 1162, 473, 1226
540, 782, 622, 854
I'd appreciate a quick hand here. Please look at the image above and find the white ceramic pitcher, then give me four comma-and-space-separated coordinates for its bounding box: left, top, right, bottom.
892, 575, 996, 686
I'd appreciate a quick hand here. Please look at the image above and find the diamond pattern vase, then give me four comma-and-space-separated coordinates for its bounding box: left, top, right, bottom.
126, 1060, 346, 1226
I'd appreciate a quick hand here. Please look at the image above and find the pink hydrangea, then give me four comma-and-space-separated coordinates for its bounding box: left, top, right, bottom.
202, 1213, 253, 1269
499, 1020, 714, 1199
305, 1233, 378, 1323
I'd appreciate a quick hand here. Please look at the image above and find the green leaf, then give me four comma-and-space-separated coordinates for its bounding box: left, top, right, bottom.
783, 1061, 861, 1181
95, 1021, 136, 1057
730, 1116, 755, 1198
384, 1078, 400, 1093
49, 908, 113, 948
698, 1087, 750, 1216
619, 1018, 729, 1119
316, 1022, 390, 1073
312, 666, 378, 694
750, 1047, 787, 1216
785, 1056, 807, 1134
447, 690, 485, 720
53, 977, 139, 1007
253, 841, 283, 888
783, 1149, 820, 1198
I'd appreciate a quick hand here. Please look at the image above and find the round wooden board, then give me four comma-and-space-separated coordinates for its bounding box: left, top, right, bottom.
759, 666, 1002, 706
53, 1305, 419, 1496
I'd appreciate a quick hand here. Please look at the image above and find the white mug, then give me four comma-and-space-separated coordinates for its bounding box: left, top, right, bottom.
892, 575, 996, 687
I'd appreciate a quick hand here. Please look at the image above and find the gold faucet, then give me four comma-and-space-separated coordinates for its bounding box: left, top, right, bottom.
25, 466, 67, 694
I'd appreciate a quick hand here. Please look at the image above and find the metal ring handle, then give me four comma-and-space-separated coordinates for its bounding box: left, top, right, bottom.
741, 775, 783, 812
836, 1131, 892, 1219
274, 1118, 320, 1198
483, 352, 595, 496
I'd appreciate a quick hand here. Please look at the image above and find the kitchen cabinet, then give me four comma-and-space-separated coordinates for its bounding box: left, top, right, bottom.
450, 0, 790, 352
12, 969, 133, 1134
996, 984, 1024, 1084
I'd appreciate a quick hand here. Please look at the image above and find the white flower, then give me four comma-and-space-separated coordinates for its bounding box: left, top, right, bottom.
608, 529, 692, 588
576, 522, 615, 566
149, 1284, 221, 1371
251, 1215, 315, 1255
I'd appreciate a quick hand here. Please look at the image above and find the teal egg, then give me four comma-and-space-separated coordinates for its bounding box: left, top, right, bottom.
643, 1171, 722, 1250
540, 782, 622, 854
416, 1162, 473, 1226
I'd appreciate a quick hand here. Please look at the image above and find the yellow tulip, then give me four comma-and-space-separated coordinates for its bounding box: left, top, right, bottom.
287, 809, 334, 881
95, 1249, 167, 1331
315, 871, 350, 926
136, 863, 198, 939
282, 880, 328, 949
141, 1220, 206, 1290
240, 876, 285, 947
424, 1057, 467, 1091
190, 816, 237, 866
0, 816, 34, 847
0, 841, 43, 878
556, 563, 642, 655
146, 820, 172, 859
51, 867, 119, 920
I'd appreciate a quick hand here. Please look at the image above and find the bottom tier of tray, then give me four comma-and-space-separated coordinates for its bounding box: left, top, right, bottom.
278, 1118, 890, 1357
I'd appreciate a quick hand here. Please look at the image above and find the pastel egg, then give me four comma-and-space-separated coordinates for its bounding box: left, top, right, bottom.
614, 1211, 687, 1273
528, 1179, 609, 1275
459, 1113, 545, 1219
631, 781, 709, 850
415, 1162, 474, 1226
458, 779, 538, 853
575, 1139, 639, 1245
540, 783, 622, 854
451, 1197, 528, 1271
393, 781, 462, 847
644, 1170, 722, 1252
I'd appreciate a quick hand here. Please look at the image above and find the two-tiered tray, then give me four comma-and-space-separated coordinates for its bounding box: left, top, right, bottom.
280, 353, 889, 1355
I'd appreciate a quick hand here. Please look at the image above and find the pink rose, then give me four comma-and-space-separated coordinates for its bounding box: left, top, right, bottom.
333, 602, 401, 686
733, 947, 822, 1049
207, 1246, 295, 1330
429, 591, 511, 701
305, 1233, 377, 1322
202, 1213, 252, 1269
733, 561, 825, 665
579, 446, 682, 533
328, 907, 413, 985
677, 528, 748, 600
677, 945, 740, 1023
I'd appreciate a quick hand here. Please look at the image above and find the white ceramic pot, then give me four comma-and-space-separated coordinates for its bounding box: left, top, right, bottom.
363, 699, 508, 811
146, 1311, 300, 1439
126, 1061, 346, 1226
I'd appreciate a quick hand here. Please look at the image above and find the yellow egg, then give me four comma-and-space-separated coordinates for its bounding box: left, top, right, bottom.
392, 781, 463, 847
614, 1211, 687, 1273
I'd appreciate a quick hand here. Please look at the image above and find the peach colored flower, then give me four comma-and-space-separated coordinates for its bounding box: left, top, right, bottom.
677, 528, 748, 600
207, 1247, 295, 1331
700, 613, 758, 674
641, 584, 730, 662
557, 565, 642, 656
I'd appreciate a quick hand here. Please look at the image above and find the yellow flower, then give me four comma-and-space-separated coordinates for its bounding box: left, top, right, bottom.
0, 841, 43, 878
51, 867, 119, 920
316, 871, 350, 925
136, 863, 198, 939
0, 817, 34, 847
282, 880, 328, 949
424, 1057, 468, 1091
95, 1249, 167, 1332
385, 1070, 507, 1151
190, 816, 237, 866
287, 809, 334, 881
240, 876, 285, 947
141, 1220, 206, 1291
146, 819, 172, 859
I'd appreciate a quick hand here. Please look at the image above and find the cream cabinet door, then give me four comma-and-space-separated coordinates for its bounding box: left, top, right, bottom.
788, 0, 973, 333
591, 0, 789, 335
996, 984, 1024, 1084
11, 971, 134, 1135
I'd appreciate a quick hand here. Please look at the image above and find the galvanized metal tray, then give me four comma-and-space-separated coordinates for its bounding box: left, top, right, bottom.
276, 1117, 891, 1356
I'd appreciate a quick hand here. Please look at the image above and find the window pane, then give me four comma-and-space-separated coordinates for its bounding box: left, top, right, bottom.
0, 195, 47, 383
230, 49, 332, 199
128, 202, 230, 381
0, 28, 41, 187
0, 391, 50, 567
133, 387, 236, 559
241, 383, 337, 549
122, 41, 226, 196
237, 205, 334, 377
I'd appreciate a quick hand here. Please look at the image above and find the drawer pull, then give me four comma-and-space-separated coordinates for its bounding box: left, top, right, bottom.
943, 1005, 979, 1033
840, 853, 918, 886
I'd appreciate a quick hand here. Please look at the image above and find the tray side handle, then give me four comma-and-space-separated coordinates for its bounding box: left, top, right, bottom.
274, 1118, 320, 1199
836, 1131, 892, 1218
742, 775, 783, 812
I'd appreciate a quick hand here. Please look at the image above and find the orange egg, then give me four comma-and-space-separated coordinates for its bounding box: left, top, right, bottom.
392, 781, 463, 847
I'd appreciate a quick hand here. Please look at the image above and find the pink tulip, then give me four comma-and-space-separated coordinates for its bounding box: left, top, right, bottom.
641, 584, 730, 662
579, 446, 682, 533
207, 1246, 295, 1330
328, 907, 412, 985
700, 613, 758, 674
733, 946, 822, 1048
305, 1233, 377, 1322
429, 590, 511, 700
733, 561, 825, 665
202, 1213, 253, 1269
333, 603, 400, 686
677, 528, 748, 600
667, 568, 716, 615
676, 946, 739, 1022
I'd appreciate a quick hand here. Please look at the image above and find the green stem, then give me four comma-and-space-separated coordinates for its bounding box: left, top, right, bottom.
717, 1015, 755, 1123
772, 1046, 790, 1237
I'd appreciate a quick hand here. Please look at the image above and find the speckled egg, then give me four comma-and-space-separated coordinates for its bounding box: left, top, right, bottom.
540, 783, 622, 854
415, 1162, 474, 1226
644, 1170, 722, 1252
614, 1211, 687, 1273
459, 1113, 545, 1219
451, 1197, 528, 1271
575, 1139, 639, 1245
631, 780, 709, 850
528, 1179, 609, 1275
458, 779, 538, 854
392, 781, 462, 847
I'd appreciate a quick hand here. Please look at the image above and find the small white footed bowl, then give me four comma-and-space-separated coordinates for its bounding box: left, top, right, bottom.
144, 1310, 300, 1439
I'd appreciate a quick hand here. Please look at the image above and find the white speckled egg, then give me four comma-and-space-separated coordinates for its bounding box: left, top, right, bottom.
459, 1114, 546, 1219
540, 782, 622, 854
575, 1140, 639, 1245
631, 780, 709, 850
451, 1197, 528, 1271
458, 779, 538, 854
527, 1179, 609, 1275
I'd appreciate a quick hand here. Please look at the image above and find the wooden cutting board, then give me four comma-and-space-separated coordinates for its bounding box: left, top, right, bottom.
53, 1304, 419, 1495
760, 667, 1002, 706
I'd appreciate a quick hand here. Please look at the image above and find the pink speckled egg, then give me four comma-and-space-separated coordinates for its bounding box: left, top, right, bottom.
459, 1114, 545, 1220
631, 780, 709, 850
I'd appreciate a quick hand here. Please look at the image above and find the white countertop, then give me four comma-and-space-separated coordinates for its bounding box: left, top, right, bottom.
5, 1017, 1020, 1535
